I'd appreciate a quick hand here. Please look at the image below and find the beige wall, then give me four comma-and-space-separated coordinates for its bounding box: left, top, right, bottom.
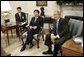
9, 1, 60, 16
9, 1, 83, 29
9, 1, 60, 29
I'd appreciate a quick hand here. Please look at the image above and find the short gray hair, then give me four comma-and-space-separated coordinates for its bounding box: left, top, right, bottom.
54, 10, 61, 15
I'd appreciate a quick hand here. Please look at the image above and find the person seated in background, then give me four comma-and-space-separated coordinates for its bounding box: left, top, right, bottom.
20, 10, 43, 52
15, 7, 27, 37
42, 11, 70, 56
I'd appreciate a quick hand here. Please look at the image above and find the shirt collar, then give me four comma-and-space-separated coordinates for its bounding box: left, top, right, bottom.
18, 13, 21, 16
35, 16, 39, 19
57, 18, 60, 22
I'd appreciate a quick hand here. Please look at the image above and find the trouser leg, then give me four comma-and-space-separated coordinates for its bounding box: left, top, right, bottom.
23, 29, 38, 48
53, 37, 68, 56
44, 34, 52, 51
16, 28, 19, 37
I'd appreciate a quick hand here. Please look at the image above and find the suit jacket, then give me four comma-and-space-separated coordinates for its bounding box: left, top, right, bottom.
29, 16, 43, 32
15, 12, 26, 22
52, 18, 70, 38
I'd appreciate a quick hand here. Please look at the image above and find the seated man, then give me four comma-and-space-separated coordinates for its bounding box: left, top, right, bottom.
20, 10, 43, 52
15, 7, 27, 37
43, 11, 70, 56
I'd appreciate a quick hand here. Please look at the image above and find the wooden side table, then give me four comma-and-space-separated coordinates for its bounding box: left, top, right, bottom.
2, 23, 20, 45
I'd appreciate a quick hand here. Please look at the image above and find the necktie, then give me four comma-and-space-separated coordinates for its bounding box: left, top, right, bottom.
35, 17, 38, 23
56, 21, 58, 34
19, 13, 21, 19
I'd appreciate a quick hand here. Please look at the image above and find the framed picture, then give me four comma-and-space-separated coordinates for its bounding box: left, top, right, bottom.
36, 1, 47, 6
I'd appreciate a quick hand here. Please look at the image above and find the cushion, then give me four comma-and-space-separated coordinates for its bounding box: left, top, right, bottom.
33, 34, 38, 39
69, 19, 83, 36
22, 31, 27, 38
21, 31, 38, 39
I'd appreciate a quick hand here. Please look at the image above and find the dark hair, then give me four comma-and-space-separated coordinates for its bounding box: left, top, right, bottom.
34, 10, 40, 14
17, 7, 22, 10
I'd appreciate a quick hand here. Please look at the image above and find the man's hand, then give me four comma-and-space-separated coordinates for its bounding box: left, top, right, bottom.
30, 26, 33, 29
30, 26, 37, 29
17, 22, 23, 25
33, 26, 37, 29
51, 35, 57, 42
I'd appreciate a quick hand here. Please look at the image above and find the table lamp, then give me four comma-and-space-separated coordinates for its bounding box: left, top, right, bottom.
1, 1, 12, 24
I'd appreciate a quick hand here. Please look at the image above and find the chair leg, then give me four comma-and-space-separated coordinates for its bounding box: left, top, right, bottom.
11, 29, 13, 37
42, 32, 44, 41
37, 39, 39, 48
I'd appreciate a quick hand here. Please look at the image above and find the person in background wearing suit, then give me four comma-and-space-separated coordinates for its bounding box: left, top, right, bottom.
15, 7, 27, 37
20, 10, 43, 52
42, 11, 70, 56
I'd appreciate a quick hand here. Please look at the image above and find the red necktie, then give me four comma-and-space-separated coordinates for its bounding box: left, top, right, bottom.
35, 17, 38, 23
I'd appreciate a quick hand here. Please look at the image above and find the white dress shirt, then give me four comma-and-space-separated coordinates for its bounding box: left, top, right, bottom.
18, 13, 21, 17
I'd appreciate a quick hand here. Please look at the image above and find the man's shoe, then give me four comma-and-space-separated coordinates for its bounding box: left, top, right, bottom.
43, 50, 53, 54
20, 47, 26, 52
53, 54, 57, 56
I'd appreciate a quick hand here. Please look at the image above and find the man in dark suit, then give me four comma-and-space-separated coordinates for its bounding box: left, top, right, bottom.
15, 7, 27, 37
43, 11, 70, 56
20, 10, 43, 52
